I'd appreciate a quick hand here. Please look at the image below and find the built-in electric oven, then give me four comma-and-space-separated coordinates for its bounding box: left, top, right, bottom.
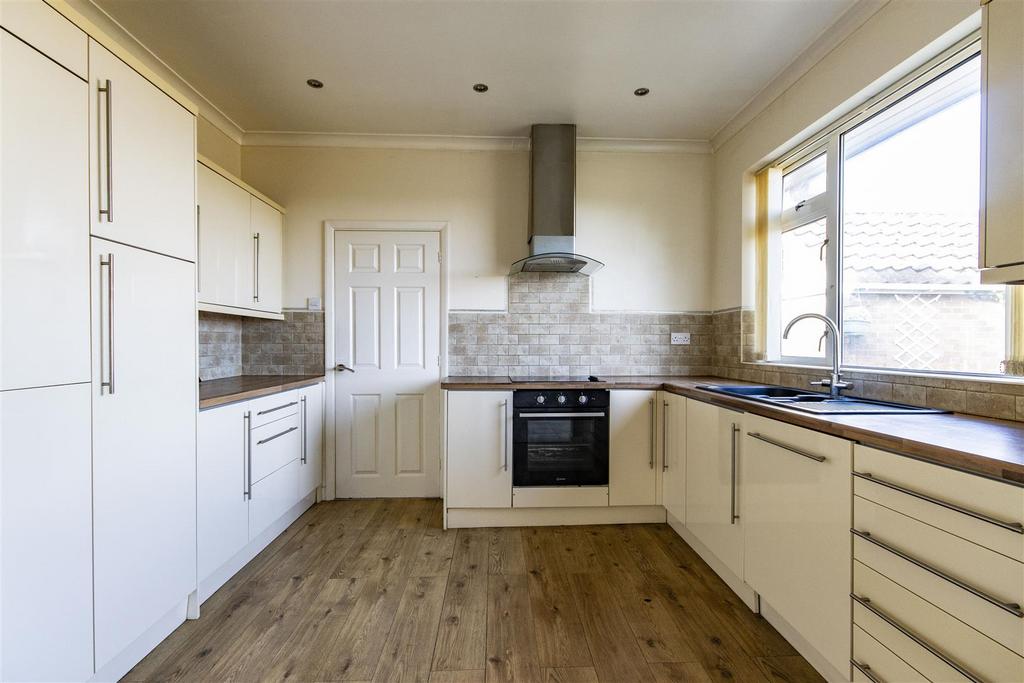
512, 389, 609, 487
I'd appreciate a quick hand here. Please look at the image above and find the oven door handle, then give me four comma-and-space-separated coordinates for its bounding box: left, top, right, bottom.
516, 412, 607, 418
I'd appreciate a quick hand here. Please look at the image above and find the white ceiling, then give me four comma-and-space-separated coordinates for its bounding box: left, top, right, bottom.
96, 0, 858, 140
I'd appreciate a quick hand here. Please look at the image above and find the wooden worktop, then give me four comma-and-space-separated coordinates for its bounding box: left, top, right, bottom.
442, 375, 1024, 485
199, 374, 325, 410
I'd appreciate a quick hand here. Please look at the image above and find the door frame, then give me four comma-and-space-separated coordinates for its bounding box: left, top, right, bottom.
323, 220, 450, 500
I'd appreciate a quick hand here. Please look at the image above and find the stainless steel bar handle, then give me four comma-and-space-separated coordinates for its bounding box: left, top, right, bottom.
517, 412, 606, 418
257, 401, 298, 416
244, 411, 252, 500
730, 423, 739, 524
851, 529, 1024, 618
747, 432, 826, 462
300, 395, 307, 464
851, 594, 982, 683
853, 471, 1024, 534
649, 398, 655, 469
196, 205, 201, 292
99, 254, 115, 395
501, 399, 509, 471
662, 400, 669, 472
850, 660, 883, 683
253, 232, 260, 302
98, 79, 113, 221
257, 425, 298, 446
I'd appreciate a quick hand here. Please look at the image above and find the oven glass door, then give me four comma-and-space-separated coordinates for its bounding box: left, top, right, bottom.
513, 411, 608, 486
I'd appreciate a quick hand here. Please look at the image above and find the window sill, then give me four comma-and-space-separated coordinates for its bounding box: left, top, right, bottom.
744, 359, 1024, 386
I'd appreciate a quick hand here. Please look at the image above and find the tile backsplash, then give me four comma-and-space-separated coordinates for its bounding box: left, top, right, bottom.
198, 310, 324, 380
448, 272, 713, 377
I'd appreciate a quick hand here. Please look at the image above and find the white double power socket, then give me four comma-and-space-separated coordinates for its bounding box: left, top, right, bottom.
670, 332, 691, 345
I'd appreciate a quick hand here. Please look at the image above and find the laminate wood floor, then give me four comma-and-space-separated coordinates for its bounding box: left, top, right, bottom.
124, 499, 823, 682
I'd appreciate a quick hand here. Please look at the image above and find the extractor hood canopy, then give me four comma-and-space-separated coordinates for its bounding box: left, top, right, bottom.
509, 124, 604, 276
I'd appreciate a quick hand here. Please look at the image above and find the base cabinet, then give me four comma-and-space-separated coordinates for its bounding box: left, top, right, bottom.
445, 390, 512, 508
1, 384, 94, 683
742, 414, 852, 676
198, 402, 249, 581
250, 459, 300, 540
684, 399, 743, 579
609, 390, 659, 506
660, 392, 686, 523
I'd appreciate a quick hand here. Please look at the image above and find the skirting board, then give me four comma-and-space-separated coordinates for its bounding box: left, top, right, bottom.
446, 505, 666, 528
89, 597, 189, 683
198, 491, 316, 604
666, 511, 758, 611
760, 601, 847, 682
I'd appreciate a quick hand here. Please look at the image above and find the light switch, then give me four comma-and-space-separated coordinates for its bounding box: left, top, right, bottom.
307, 296, 323, 311
671, 332, 690, 345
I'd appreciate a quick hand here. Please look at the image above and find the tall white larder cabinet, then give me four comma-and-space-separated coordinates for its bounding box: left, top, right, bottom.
0, 11, 94, 683
88, 34, 197, 673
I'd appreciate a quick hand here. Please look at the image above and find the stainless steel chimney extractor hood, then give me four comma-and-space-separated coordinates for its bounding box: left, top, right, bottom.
509, 124, 604, 276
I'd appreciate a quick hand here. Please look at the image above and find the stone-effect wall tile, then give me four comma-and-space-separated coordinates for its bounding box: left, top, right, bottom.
448, 272, 713, 378
242, 311, 325, 376
198, 313, 242, 380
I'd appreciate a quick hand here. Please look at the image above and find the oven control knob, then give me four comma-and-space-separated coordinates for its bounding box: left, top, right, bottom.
536, 395, 546, 404
557, 394, 567, 404
578, 395, 588, 405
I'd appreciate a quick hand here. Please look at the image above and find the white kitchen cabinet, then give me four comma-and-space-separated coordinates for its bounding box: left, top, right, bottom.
1, 28, 90, 391
198, 402, 250, 583
250, 459, 300, 541
0, 0, 88, 79
684, 399, 743, 579
89, 39, 196, 262
299, 382, 325, 497
1, 384, 94, 683
252, 196, 284, 314
446, 390, 513, 508
91, 238, 197, 670
660, 392, 686, 524
196, 158, 284, 316
198, 162, 249, 307
742, 414, 852, 676
980, 0, 1024, 283
609, 390, 659, 506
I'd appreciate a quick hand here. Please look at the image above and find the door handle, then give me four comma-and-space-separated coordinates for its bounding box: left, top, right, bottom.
300, 395, 307, 464
730, 423, 739, 524
501, 399, 509, 471
648, 398, 655, 469
253, 233, 260, 302
244, 411, 252, 500
99, 254, 115, 395
336, 363, 355, 373
662, 400, 669, 471
98, 79, 113, 221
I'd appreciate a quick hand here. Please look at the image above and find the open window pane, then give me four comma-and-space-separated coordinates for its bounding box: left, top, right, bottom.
782, 153, 826, 211
780, 218, 828, 359
841, 55, 1005, 374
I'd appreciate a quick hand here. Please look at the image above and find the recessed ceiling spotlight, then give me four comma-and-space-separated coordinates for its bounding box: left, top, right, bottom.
306, 78, 324, 89
634, 87, 650, 97
473, 83, 489, 93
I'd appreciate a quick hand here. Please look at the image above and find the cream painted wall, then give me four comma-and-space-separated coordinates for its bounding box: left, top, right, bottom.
710, 0, 980, 311
241, 145, 712, 312
578, 151, 711, 311
197, 116, 241, 176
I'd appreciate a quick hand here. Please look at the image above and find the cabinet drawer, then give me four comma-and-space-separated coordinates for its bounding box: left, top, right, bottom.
854, 496, 1024, 654
853, 595, 974, 682
854, 445, 1024, 562
250, 414, 300, 484
249, 459, 298, 541
250, 390, 299, 428
853, 624, 927, 683
855, 560, 1023, 682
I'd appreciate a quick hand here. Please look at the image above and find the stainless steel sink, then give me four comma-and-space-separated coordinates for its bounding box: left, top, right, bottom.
696, 385, 948, 415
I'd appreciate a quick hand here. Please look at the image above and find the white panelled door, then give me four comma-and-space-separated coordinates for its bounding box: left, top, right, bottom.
334, 230, 441, 497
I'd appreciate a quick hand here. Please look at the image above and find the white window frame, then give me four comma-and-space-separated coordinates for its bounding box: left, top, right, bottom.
765, 34, 999, 376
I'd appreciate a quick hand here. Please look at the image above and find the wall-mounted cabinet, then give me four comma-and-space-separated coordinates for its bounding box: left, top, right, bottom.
980, 0, 1024, 284
197, 156, 285, 318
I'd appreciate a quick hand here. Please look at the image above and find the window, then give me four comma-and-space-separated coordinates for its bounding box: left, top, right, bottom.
767, 41, 1008, 376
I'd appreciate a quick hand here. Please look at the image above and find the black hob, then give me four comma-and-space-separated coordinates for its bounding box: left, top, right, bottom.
509, 375, 602, 383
